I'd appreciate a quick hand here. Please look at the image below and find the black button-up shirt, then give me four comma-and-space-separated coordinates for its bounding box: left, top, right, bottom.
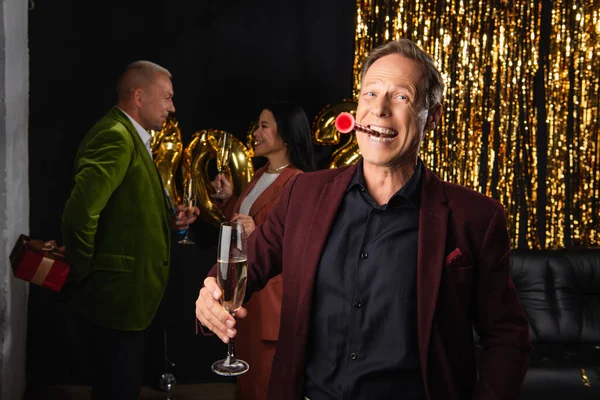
304, 160, 425, 400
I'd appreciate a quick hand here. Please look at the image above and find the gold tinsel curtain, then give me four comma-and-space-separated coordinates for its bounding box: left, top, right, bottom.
354, 0, 599, 249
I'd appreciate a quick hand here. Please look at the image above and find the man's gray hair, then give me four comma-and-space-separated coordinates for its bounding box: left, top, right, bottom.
361, 39, 444, 113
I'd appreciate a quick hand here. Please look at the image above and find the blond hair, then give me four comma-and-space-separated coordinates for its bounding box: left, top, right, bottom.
116, 60, 171, 99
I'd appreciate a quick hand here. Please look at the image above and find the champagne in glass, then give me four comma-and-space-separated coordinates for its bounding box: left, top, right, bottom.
213, 132, 232, 199
178, 177, 196, 245
212, 221, 250, 376
217, 257, 248, 313
216, 132, 232, 173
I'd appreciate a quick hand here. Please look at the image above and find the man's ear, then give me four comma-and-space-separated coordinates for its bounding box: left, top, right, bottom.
426, 103, 443, 131
132, 88, 144, 108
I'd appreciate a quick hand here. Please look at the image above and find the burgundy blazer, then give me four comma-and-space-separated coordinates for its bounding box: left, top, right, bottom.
211, 162, 531, 400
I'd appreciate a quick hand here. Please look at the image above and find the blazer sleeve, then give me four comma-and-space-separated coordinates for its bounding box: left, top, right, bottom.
62, 128, 133, 283
207, 174, 300, 300
473, 205, 532, 399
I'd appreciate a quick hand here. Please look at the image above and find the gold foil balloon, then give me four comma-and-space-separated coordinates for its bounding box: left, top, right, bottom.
246, 121, 257, 158
182, 129, 254, 227
311, 100, 361, 169
149, 116, 168, 155
152, 114, 183, 204
227, 132, 254, 191
329, 132, 361, 169
181, 132, 225, 227
312, 100, 358, 146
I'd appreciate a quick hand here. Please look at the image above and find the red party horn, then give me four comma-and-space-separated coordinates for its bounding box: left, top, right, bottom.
334, 112, 393, 137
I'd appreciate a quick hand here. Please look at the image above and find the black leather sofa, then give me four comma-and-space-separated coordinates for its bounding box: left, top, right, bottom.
510, 249, 600, 399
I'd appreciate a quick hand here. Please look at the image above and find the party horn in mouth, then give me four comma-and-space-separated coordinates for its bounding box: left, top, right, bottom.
334, 112, 395, 137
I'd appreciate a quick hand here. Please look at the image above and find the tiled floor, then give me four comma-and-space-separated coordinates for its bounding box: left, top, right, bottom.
23, 383, 237, 400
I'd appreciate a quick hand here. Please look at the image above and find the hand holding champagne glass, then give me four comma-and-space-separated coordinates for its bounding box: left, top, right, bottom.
211, 221, 249, 376
213, 132, 232, 199
178, 177, 197, 245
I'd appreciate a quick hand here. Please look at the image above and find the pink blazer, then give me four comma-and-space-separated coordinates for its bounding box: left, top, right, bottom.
222, 164, 301, 339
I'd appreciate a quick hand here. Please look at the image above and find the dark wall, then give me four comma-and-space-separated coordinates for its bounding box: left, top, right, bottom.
29, 0, 354, 240
27, 0, 355, 386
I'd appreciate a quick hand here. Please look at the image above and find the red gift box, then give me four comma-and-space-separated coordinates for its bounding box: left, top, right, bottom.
9, 234, 70, 292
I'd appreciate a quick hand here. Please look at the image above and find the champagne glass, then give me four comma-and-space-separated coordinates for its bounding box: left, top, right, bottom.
213, 132, 232, 200
178, 178, 196, 245
211, 221, 249, 376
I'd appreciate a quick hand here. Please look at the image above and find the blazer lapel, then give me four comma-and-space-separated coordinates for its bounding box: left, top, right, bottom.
416, 165, 449, 391
249, 166, 301, 218
234, 166, 264, 213
296, 165, 358, 324
112, 107, 170, 232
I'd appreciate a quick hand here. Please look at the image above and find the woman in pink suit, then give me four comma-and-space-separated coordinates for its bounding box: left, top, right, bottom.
211, 102, 315, 400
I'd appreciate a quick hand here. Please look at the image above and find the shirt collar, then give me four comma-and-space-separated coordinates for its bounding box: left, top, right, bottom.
347, 158, 423, 208
118, 108, 152, 152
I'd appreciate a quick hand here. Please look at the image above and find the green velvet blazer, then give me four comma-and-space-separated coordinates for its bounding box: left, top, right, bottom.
62, 106, 171, 331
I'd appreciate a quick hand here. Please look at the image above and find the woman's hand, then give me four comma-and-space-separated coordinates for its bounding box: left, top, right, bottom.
231, 213, 256, 237
210, 173, 233, 200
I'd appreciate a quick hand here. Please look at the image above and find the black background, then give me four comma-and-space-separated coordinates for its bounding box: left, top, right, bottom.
27, 0, 355, 386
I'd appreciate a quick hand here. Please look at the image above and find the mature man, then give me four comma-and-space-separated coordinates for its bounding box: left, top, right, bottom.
62, 60, 198, 400
196, 39, 531, 400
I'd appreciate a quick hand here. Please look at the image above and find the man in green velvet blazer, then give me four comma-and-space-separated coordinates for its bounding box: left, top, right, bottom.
62, 60, 197, 400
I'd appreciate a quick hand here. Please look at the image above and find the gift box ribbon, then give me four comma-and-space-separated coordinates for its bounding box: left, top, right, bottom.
27, 240, 66, 285
31, 257, 55, 285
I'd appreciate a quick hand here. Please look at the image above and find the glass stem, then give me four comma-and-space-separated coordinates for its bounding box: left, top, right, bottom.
225, 310, 237, 365
226, 338, 237, 365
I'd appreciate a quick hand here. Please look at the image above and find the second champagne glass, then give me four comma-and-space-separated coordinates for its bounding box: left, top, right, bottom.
178, 177, 196, 245
213, 132, 232, 200
211, 221, 249, 376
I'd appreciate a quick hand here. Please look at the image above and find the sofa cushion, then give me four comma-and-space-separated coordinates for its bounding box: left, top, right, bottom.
519, 365, 600, 399
510, 249, 600, 345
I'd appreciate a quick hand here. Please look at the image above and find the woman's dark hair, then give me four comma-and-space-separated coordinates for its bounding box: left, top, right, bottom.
263, 102, 316, 172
